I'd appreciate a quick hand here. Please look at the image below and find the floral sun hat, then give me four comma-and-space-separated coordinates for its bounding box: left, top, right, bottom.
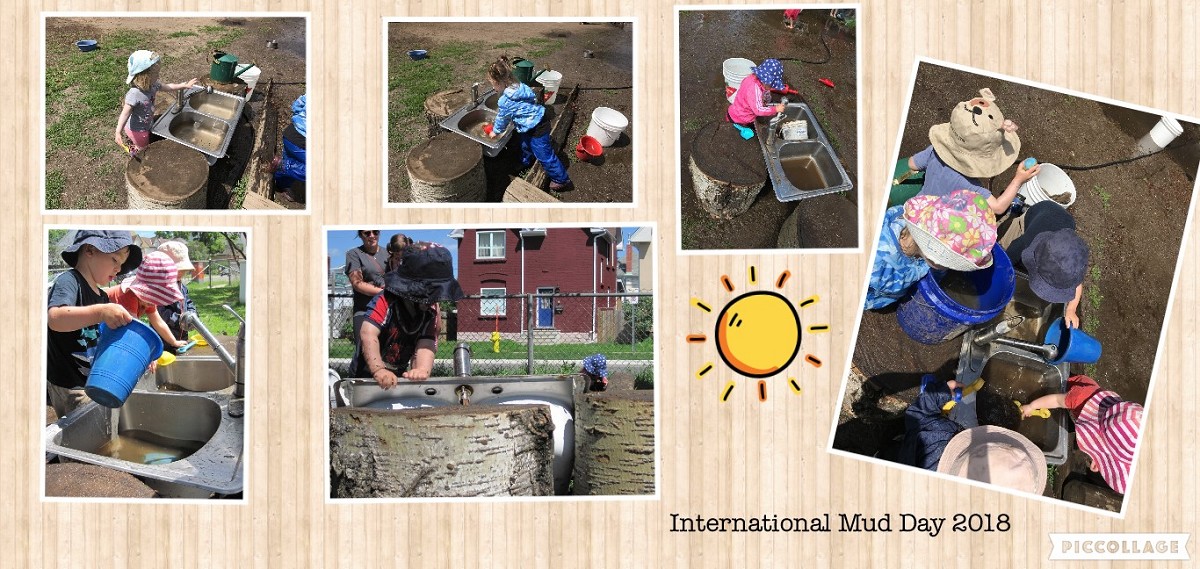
903, 190, 998, 272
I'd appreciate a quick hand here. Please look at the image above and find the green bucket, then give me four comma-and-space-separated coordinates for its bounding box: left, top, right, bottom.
513, 57, 535, 85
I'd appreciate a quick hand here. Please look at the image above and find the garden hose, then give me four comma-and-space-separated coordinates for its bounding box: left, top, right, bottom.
779, 16, 836, 66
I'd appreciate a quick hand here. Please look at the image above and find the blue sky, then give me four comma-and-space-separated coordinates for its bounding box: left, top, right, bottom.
326, 227, 645, 277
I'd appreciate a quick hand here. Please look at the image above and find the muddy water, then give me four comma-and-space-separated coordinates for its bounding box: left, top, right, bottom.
1001, 301, 1047, 341
780, 156, 827, 190
977, 357, 1059, 448
172, 122, 225, 152
937, 271, 981, 309
97, 430, 206, 465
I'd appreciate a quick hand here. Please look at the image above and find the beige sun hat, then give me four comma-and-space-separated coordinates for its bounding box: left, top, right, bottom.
157, 241, 195, 272
937, 425, 1048, 494
928, 88, 1021, 178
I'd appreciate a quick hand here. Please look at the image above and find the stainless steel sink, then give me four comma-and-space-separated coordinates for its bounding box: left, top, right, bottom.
438, 88, 514, 157
334, 375, 577, 492
956, 274, 1069, 465
755, 102, 853, 201
155, 356, 235, 392
150, 87, 245, 160
46, 390, 243, 497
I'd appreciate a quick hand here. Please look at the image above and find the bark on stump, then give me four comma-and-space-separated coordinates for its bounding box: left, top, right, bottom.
689, 121, 768, 219
125, 139, 209, 209
330, 405, 555, 498
45, 463, 158, 498
424, 88, 472, 138
406, 133, 486, 202
571, 389, 655, 495
776, 193, 858, 248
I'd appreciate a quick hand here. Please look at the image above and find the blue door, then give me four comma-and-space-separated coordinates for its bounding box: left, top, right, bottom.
536, 287, 555, 328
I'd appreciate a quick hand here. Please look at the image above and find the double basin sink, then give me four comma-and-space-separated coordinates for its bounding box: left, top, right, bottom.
954, 275, 1070, 465
150, 87, 246, 161
438, 89, 514, 157
754, 102, 853, 201
45, 355, 243, 497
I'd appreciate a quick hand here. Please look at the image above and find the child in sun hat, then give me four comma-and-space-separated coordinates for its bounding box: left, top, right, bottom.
727, 58, 788, 139
903, 88, 1040, 215
865, 190, 998, 309
1021, 375, 1141, 494
581, 353, 609, 392
114, 50, 199, 153
47, 230, 143, 417
155, 241, 198, 342
998, 200, 1089, 328
103, 251, 188, 350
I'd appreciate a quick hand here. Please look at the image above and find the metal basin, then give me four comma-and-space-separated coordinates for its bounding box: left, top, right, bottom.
156, 356, 234, 392
482, 93, 500, 110
150, 87, 245, 160
438, 88, 514, 156
335, 375, 576, 492
46, 391, 243, 496
755, 102, 853, 201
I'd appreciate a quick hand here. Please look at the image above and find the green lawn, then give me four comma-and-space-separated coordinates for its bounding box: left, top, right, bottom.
328, 336, 654, 361
186, 280, 245, 336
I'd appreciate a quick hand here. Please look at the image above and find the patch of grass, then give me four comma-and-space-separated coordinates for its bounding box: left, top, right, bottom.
187, 281, 246, 336
492, 42, 520, 49
634, 367, 654, 389
232, 174, 249, 209
46, 170, 65, 209
682, 118, 705, 133
167, 31, 197, 38
1093, 184, 1112, 209
205, 27, 245, 51
526, 37, 565, 58
329, 337, 655, 361
102, 185, 119, 204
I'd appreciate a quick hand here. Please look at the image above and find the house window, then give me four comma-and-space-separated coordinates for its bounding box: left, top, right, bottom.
480, 287, 506, 317
476, 231, 505, 260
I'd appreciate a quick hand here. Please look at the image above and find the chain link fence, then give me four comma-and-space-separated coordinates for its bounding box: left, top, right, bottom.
328, 291, 653, 381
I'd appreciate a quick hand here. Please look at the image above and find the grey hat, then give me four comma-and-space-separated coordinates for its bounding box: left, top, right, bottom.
61, 230, 142, 275
1023, 228, 1089, 303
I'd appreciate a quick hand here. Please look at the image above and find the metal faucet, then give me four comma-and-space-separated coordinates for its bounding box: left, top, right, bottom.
471, 82, 482, 105
970, 316, 1059, 361
767, 97, 790, 146
172, 85, 214, 114
456, 385, 473, 406
183, 307, 245, 417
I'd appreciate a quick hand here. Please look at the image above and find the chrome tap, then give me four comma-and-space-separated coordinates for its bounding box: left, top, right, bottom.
767, 97, 790, 146
221, 304, 246, 403
471, 82, 482, 105
173, 85, 214, 114
456, 385, 473, 406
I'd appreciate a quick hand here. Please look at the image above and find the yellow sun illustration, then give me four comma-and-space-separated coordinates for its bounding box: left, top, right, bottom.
688, 267, 828, 402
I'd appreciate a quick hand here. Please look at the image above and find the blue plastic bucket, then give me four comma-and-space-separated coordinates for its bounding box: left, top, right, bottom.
85, 321, 163, 408
897, 246, 1015, 344
1042, 317, 1102, 364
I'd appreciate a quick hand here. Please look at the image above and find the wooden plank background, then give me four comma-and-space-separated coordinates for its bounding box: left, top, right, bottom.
3, 0, 1198, 567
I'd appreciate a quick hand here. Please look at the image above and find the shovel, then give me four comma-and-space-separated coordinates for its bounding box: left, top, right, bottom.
1015, 400, 1052, 419
175, 340, 199, 354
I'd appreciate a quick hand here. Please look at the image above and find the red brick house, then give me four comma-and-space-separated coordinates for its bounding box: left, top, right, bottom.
452, 227, 621, 342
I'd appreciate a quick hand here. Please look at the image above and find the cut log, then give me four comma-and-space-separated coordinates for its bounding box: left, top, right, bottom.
503, 177, 560, 203
424, 88, 472, 139
241, 190, 286, 210
689, 121, 768, 219
125, 139, 209, 209
243, 79, 278, 202
775, 193, 858, 248
406, 132, 487, 202
571, 388, 655, 495
329, 405, 555, 498
45, 463, 158, 498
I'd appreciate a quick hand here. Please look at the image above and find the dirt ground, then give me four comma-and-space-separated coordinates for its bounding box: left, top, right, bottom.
388, 22, 634, 203
45, 17, 307, 209
678, 9, 858, 249
835, 62, 1200, 509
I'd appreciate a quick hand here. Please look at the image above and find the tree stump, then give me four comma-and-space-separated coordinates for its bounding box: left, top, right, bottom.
571, 389, 655, 495
45, 463, 158, 498
689, 121, 768, 219
406, 133, 487, 202
424, 88, 472, 138
503, 177, 560, 203
776, 193, 858, 248
329, 405, 555, 498
125, 139, 209, 209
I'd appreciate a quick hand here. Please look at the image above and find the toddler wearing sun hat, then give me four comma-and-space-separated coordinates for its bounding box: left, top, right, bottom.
727, 58, 789, 133
103, 251, 188, 350
156, 241, 198, 341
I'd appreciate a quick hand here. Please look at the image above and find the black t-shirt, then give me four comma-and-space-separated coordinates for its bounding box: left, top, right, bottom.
47, 269, 109, 389
1006, 201, 1077, 271
344, 246, 388, 314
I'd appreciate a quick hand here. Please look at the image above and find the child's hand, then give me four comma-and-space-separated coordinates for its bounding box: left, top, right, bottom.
1014, 161, 1040, 184
184, 78, 199, 89
372, 368, 399, 390
402, 368, 431, 381
1063, 309, 1080, 329
172, 338, 189, 349
774, 103, 786, 113
102, 304, 134, 329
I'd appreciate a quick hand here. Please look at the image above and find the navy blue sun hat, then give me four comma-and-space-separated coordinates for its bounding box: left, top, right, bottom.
383, 242, 464, 305
752, 58, 786, 91
582, 353, 608, 377
61, 230, 142, 275
1023, 228, 1089, 303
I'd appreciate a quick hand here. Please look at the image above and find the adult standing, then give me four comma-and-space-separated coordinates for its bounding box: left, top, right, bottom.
344, 230, 389, 350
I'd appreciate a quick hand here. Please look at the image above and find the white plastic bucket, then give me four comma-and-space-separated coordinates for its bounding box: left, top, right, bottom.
1018, 163, 1076, 207
722, 58, 756, 103
536, 70, 563, 103
586, 107, 628, 147
1136, 116, 1184, 154
236, 64, 261, 99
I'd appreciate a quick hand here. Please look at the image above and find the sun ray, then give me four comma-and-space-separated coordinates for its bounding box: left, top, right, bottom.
799, 295, 819, 308
720, 275, 734, 292
805, 354, 823, 367
789, 377, 802, 394
721, 381, 736, 402
757, 380, 767, 402
807, 324, 830, 333
695, 362, 714, 379
686, 334, 707, 343
775, 270, 791, 288
748, 265, 757, 285
691, 297, 713, 312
